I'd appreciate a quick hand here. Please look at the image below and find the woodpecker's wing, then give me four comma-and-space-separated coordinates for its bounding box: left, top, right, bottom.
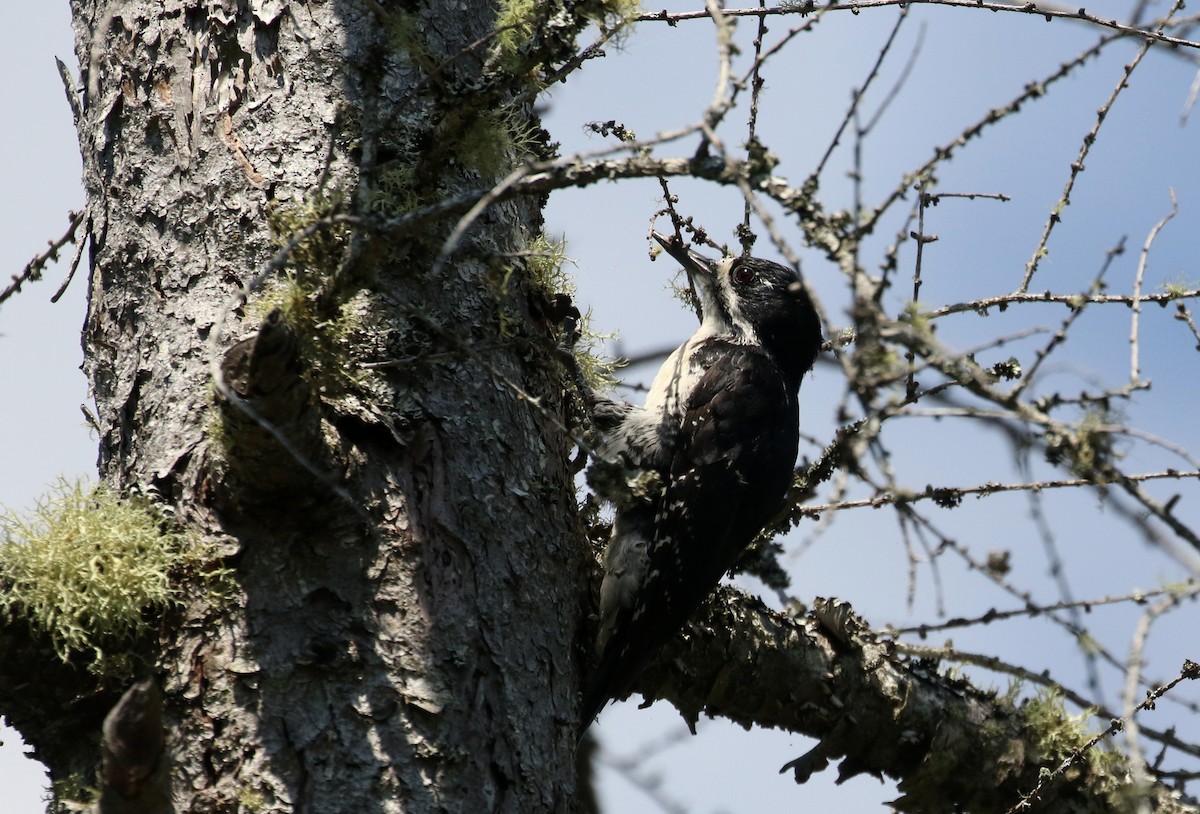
582, 342, 799, 726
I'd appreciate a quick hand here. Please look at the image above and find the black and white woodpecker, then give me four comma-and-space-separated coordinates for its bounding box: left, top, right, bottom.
580, 232, 823, 732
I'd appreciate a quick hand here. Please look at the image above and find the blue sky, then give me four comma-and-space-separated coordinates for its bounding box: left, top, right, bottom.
3, 2, 1199, 811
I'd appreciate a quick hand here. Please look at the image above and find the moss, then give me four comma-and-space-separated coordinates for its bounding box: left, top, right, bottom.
1020, 688, 1094, 761
493, 0, 642, 75
265, 191, 348, 273
455, 108, 544, 179
48, 773, 96, 814
523, 234, 621, 392
365, 164, 421, 216
1018, 688, 1127, 798
0, 479, 229, 674
1159, 273, 1198, 298
261, 192, 366, 398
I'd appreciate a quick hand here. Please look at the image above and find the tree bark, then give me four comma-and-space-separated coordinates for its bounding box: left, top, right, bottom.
17, 0, 591, 810
2, 2, 1193, 812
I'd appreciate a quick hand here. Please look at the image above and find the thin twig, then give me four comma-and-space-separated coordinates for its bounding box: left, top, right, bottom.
1130, 190, 1178, 385
1006, 659, 1200, 812
0, 208, 89, 307
886, 583, 1199, 636
1010, 237, 1125, 400
1020, 1, 1181, 292
924, 286, 1200, 319
798, 469, 1200, 516
638, 2, 1200, 52
810, 7, 911, 182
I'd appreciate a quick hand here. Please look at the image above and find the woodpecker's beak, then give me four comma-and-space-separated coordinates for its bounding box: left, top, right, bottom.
652, 232, 719, 283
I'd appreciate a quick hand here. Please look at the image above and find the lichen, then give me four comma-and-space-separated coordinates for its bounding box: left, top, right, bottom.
0, 479, 228, 674
493, 0, 642, 76
494, 0, 539, 73
365, 164, 421, 216
523, 233, 621, 392
260, 192, 366, 398
237, 786, 270, 812
1019, 687, 1125, 795
1159, 273, 1199, 298
48, 773, 96, 814
1043, 409, 1119, 479
456, 108, 543, 178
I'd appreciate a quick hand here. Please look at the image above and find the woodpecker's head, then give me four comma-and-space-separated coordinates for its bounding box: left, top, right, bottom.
653, 232, 823, 386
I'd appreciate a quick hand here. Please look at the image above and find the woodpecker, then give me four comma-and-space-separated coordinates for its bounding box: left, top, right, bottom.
580, 232, 823, 732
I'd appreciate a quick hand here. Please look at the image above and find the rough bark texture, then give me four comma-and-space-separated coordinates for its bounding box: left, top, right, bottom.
631, 590, 1198, 814
2, 1, 1190, 813
19, 0, 590, 811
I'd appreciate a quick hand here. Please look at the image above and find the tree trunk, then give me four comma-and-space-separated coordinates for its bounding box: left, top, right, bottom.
25, 0, 589, 810
5, 2, 1191, 812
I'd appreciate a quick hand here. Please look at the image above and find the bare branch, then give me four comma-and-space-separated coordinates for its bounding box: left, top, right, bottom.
638, 1, 1200, 51
0, 208, 88, 307
1130, 191, 1179, 385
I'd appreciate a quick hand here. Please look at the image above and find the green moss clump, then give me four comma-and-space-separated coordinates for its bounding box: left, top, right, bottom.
493, 0, 642, 75
1019, 688, 1124, 791
265, 191, 348, 273
49, 773, 96, 814
1021, 688, 1094, 759
261, 192, 365, 397
494, 0, 539, 72
365, 164, 420, 216
0, 479, 226, 673
456, 109, 544, 178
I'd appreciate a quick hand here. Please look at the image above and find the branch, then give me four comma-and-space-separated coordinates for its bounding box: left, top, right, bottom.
637, 2, 1200, 51
0, 208, 88, 307
99, 679, 171, 814
799, 470, 1200, 516
626, 590, 1198, 814
1019, 13, 1170, 293
214, 308, 346, 513
924, 287, 1200, 318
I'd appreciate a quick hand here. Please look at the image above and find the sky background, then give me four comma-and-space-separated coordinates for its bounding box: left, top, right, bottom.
3, 2, 1199, 812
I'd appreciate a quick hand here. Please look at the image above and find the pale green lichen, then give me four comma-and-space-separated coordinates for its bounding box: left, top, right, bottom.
365, 164, 421, 216
261, 192, 366, 397
237, 786, 270, 813
1159, 273, 1199, 298
456, 108, 544, 178
1019, 688, 1124, 791
48, 773, 96, 814
0, 479, 228, 673
524, 234, 621, 392
493, 0, 642, 74
1044, 409, 1119, 479
494, 0, 538, 71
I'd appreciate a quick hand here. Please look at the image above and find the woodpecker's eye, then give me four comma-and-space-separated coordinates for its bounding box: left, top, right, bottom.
732, 263, 756, 285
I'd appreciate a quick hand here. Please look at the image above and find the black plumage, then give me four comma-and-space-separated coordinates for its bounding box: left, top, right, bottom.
581, 234, 822, 732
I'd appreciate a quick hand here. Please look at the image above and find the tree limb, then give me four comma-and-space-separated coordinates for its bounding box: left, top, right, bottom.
628, 589, 1197, 814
